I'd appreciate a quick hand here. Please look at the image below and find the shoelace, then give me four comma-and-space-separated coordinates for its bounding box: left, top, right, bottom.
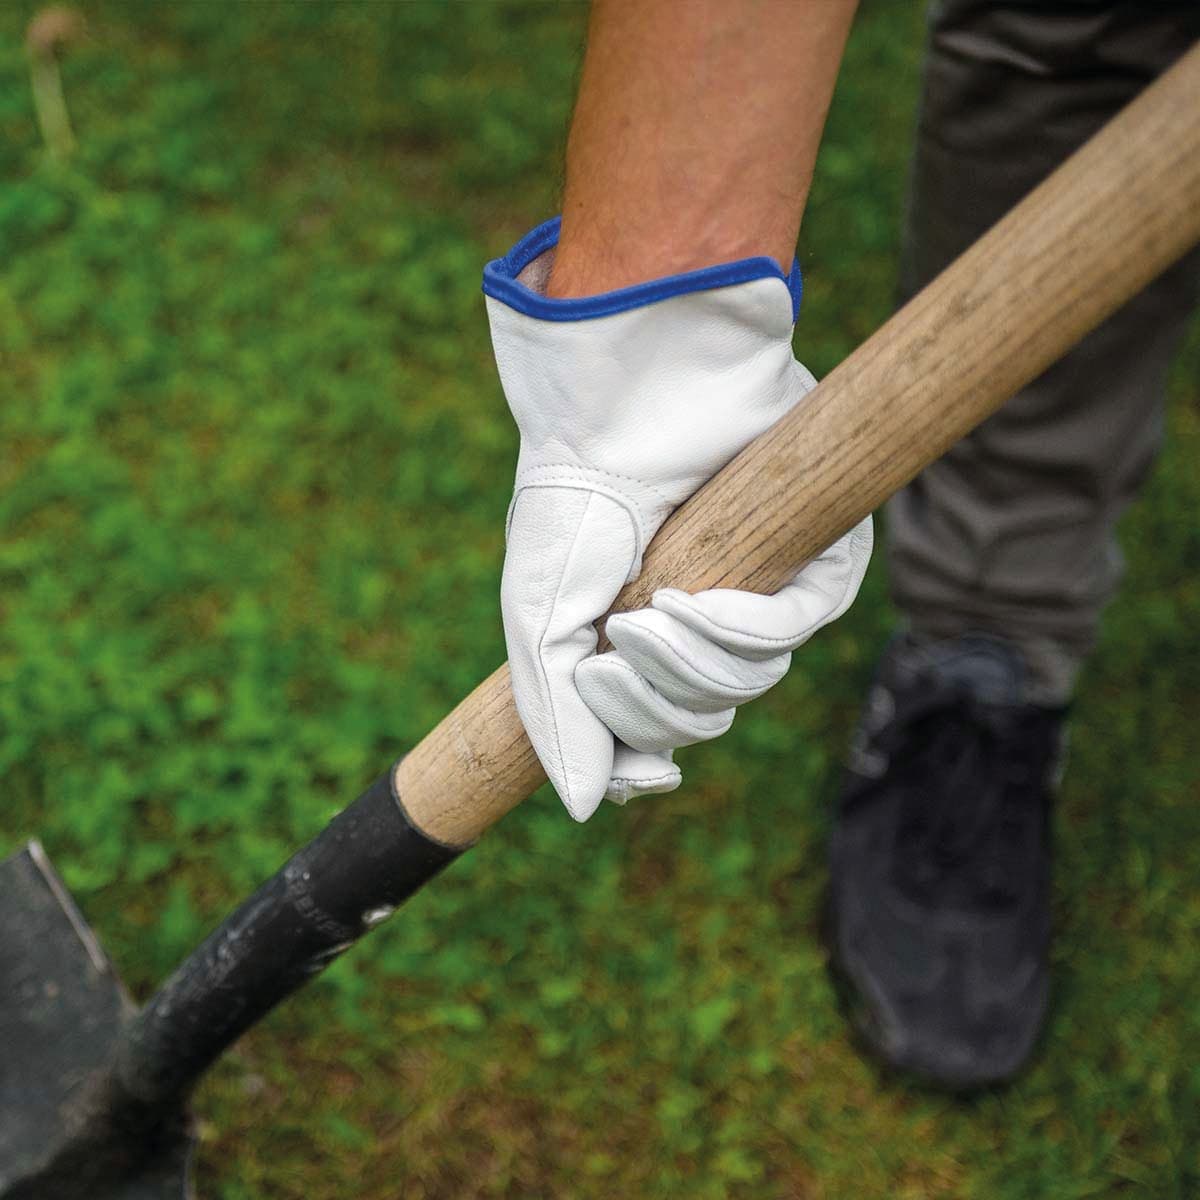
884, 682, 1048, 909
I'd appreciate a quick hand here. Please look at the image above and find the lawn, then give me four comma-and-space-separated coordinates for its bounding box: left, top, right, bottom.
1, 3, 1198, 1197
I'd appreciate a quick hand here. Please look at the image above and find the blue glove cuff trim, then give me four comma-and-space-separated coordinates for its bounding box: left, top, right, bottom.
482, 216, 802, 324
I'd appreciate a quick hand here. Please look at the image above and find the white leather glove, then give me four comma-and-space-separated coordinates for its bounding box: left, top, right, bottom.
484, 218, 872, 821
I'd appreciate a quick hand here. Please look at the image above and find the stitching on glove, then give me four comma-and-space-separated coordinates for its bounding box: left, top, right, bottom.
516, 461, 673, 513
601, 653, 735, 737
655, 595, 809, 652
534, 490, 605, 812
609, 770, 679, 788
611, 617, 769, 697
512, 469, 664, 578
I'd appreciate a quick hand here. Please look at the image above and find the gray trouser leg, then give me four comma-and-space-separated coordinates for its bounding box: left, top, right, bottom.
888, 0, 1200, 703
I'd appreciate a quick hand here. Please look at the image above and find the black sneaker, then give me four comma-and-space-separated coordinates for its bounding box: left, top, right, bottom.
826, 633, 1067, 1091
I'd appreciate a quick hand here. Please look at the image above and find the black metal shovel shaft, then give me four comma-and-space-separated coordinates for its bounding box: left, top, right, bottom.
0, 767, 457, 1197
114, 767, 458, 1108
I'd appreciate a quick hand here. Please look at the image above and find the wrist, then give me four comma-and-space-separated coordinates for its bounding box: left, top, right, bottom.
546, 220, 794, 300
482, 217, 803, 324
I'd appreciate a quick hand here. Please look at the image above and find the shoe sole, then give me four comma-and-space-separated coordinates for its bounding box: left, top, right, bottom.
818, 886, 1043, 1096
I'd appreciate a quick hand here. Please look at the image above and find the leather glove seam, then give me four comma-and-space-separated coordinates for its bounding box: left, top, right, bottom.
533, 489, 607, 811
516, 460, 672, 498
657, 596, 812, 651
609, 770, 679, 788
594, 654, 736, 735
609, 620, 775, 697
511, 467, 669, 578
515, 461, 672, 521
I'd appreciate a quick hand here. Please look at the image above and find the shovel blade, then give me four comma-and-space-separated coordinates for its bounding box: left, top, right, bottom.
0, 842, 195, 1199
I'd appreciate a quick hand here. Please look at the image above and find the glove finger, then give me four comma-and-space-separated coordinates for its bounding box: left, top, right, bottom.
651, 515, 873, 661
575, 651, 735, 754
606, 744, 681, 805
503, 487, 638, 821
606, 607, 790, 712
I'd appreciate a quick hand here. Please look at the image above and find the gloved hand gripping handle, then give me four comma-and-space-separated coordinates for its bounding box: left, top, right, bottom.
398, 43, 1200, 847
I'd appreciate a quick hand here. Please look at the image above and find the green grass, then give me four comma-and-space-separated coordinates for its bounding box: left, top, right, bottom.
1, 3, 1198, 1197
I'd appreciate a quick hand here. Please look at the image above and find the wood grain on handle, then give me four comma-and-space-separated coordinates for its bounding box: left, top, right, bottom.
397, 44, 1200, 848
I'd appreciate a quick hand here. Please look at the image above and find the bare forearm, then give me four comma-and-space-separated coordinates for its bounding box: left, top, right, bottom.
547, 0, 858, 297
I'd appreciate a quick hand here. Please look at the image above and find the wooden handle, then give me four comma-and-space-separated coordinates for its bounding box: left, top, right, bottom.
398, 44, 1200, 848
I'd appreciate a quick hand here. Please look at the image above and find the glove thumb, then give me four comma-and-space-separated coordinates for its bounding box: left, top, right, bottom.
502, 485, 638, 820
